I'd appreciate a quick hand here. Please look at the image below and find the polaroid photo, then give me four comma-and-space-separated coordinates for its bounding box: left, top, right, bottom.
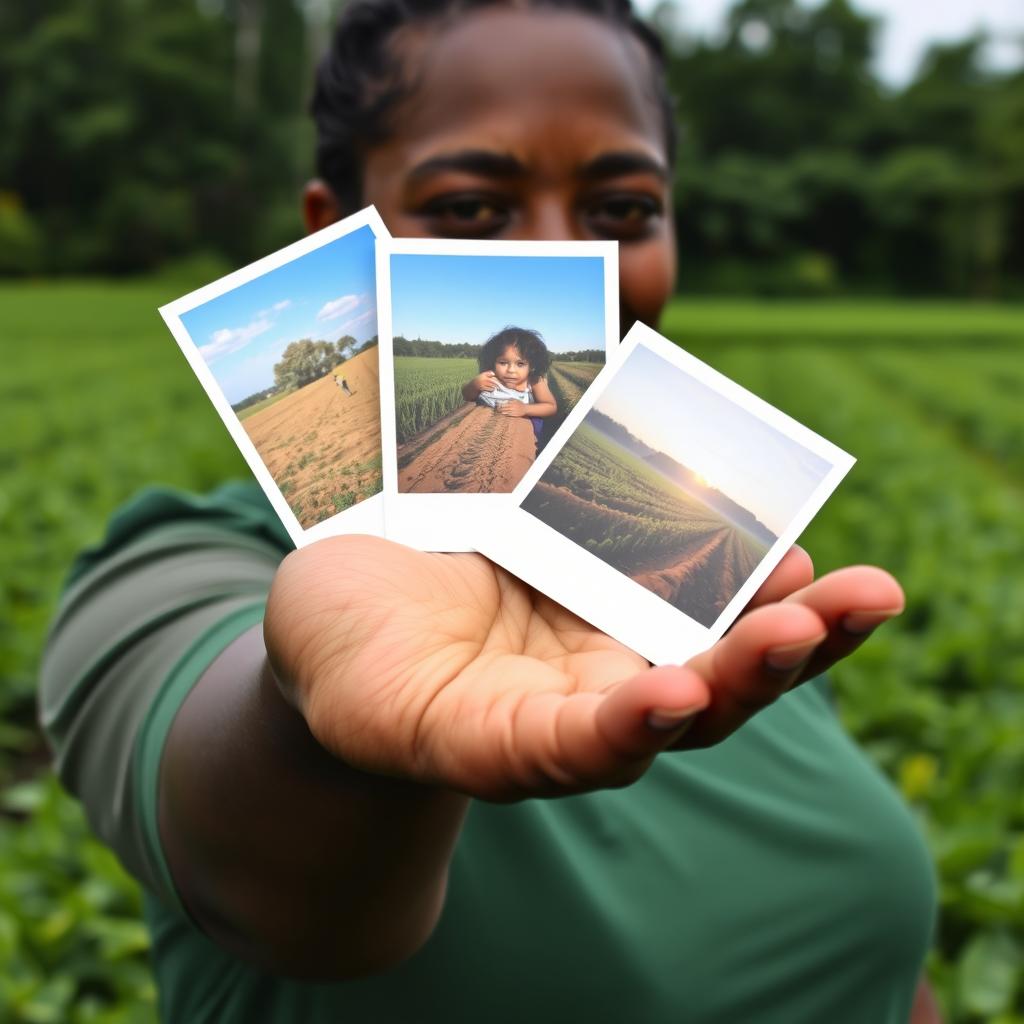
475, 321, 856, 666
159, 207, 388, 547
377, 238, 619, 551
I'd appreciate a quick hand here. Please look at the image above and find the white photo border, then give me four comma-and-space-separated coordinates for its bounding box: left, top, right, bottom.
159, 206, 390, 549
473, 321, 856, 666
377, 238, 620, 551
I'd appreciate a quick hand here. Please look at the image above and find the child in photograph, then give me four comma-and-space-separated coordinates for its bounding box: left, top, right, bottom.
462, 326, 557, 443
39, 0, 940, 1021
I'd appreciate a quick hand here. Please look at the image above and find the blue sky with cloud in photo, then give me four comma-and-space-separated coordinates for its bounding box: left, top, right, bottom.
180, 225, 377, 404
594, 344, 833, 536
390, 253, 607, 355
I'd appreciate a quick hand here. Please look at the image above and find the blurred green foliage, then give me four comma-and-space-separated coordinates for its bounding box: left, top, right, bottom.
661, 0, 1024, 297
1, 279, 1022, 1019
2, 0, 1022, 295
0, 0, 313, 274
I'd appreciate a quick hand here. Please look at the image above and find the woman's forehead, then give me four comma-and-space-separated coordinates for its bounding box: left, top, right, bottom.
388, 8, 665, 157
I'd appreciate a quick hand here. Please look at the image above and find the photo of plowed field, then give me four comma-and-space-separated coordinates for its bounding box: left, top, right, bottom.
521, 420, 773, 627
398, 405, 535, 493
242, 346, 382, 526
394, 357, 602, 493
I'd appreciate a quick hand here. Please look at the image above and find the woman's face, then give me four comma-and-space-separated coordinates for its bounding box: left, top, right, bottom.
494, 345, 530, 390
307, 7, 676, 335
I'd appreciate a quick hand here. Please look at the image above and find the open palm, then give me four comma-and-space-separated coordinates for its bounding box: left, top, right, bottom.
265, 536, 903, 802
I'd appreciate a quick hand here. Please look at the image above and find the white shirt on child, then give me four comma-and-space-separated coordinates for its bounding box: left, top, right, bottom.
477, 382, 533, 408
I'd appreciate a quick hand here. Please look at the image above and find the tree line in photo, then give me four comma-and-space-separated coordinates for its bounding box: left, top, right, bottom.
393, 336, 604, 362
2, 0, 1021, 297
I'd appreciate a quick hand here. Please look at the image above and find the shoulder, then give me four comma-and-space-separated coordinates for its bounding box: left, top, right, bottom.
65, 481, 291, 590
39, 481, 291, 906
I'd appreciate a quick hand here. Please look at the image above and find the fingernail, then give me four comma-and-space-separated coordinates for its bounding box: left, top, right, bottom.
841, 609, 901, 635
646, 708, 697, 732
763, 639, 823, 673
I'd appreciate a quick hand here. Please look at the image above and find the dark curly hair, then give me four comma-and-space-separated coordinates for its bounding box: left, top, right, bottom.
478, 326, 551, 382
310, 0, 677, 213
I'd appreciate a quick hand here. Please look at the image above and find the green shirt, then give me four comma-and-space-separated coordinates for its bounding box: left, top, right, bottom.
40, 483, 937, 1023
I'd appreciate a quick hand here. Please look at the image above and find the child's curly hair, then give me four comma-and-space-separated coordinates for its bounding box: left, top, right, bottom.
478, 327, 550, 382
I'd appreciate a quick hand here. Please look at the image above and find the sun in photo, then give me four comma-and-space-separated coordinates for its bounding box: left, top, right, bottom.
520, 343, 834, 627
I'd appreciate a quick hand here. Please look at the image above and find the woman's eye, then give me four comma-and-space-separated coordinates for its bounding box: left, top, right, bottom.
421, 196, 509, 237
586, 195, 662, 240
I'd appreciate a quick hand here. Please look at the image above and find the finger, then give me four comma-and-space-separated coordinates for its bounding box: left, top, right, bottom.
679, 602, 828, 749
781, 565, 904, 682
509, 666, 710, 794
741, 545, 814, 614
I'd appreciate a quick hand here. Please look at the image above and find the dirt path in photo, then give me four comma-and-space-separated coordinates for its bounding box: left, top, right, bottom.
632, 528, 739, 626
631, 529, 728, 596
243, 347, 381, 527
398, 405, 535, 493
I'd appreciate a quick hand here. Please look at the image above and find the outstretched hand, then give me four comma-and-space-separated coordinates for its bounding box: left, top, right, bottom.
265, 538, 903, 802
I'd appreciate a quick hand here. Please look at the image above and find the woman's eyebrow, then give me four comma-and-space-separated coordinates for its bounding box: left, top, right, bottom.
408, 150, 523, 182
579, 152, 668, 181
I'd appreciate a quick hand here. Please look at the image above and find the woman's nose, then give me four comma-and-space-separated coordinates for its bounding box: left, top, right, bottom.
517, 195, 582, 242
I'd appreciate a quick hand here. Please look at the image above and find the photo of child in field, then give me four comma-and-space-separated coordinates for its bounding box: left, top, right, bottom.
520, 343, 835, 627
462, 327, 558, 444
387, 250, 612, 494
175, 223, 382, 529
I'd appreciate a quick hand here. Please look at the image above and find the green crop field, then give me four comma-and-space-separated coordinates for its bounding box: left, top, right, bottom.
544, 360, 603, 442
546, 360, 603, 408
2, 280, 1023, 1022
394, 356, 478, 444
523, 420, 767, 626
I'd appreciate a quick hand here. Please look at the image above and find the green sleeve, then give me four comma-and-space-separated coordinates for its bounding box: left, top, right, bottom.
38, 483, 290, 911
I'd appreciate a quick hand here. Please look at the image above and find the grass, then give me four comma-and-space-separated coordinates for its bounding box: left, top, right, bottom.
235, 388, 294, 420
2, 277, 1023, 1022
660, 298, 1024, 340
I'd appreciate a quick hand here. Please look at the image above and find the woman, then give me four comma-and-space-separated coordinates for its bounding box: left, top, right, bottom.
40, 0, 940, 1020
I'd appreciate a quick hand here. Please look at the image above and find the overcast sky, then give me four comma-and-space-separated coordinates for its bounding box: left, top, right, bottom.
635, 0, 1024, 86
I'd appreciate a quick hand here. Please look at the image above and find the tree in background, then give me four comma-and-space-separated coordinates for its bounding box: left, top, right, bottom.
0, 0, 1020, 295
273, 337, 339, 390
0, 0, 315, 273
661, 0, 1023, 297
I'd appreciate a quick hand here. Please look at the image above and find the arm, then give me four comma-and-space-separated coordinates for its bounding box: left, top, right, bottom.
159, 622, 469, 981
162, 538, 906, 980
462, 370, 497, 401
45, 491, 905, 986
528, 377, 557, 417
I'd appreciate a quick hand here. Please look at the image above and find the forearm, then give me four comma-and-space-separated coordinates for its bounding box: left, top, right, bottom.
528, 401, 557, 417
158, 623, 470, 980
462, 380, 481, 400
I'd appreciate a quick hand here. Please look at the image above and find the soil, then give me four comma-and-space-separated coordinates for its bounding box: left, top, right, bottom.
242, 347, 382, 528
631, 529, 732, 627
522, 481, 748, 627
397, 404, 536, 493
